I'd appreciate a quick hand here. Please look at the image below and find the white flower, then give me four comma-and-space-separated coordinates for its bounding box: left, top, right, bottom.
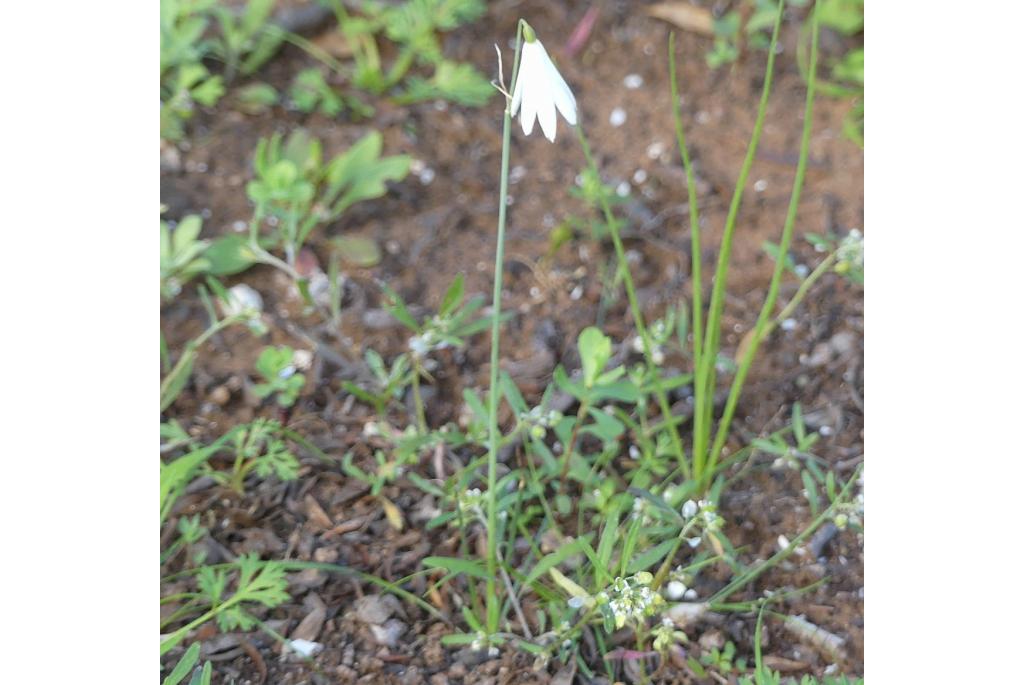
510, 25, 577, 142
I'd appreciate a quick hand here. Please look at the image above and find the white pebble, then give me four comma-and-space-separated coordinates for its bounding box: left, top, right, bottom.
570, 285, 583, 300
623, 74, 644, 89
616, 181, 630, 197
781, 318, 797, 331
287, 639, 323, 658
419, 168, 435, 185
754, 179, 768, 192
609, 107, 627, 127
632, 168, 648, 184
666, 580, 687, 600
646, 142, 666, 159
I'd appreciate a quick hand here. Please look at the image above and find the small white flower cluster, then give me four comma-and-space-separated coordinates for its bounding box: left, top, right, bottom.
651, 616, 687, 652
595, 572, 665, 630
771, 447, 802, 471
220, 284, 268, 335
630, 336, 665, 366
680, 499, 724, 548
832, 490, 864, 531
836, 229, 864, 276
469, 630, 500, 658
457, 487, 485, 520
408, 328, 450, 360
631, 496, 654, 525
519, 406, 563, 440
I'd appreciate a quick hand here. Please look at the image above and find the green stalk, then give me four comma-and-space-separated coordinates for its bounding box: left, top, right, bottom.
706, 3, 821, 479
692, 0, 786, 485
485, 20, 526, 637
576, 126, 691, 480
668, 32, 705, 415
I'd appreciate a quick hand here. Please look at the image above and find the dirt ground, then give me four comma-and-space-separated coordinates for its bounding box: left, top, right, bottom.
161, 1, 864, 682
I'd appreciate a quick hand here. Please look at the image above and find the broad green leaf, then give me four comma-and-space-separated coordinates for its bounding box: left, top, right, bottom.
205, 234, 257, 276
163, 642, 201, 685
578, 326, 612, 388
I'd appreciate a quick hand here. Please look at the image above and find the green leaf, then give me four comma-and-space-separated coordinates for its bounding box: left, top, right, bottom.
324, 132, 411, 215
205, 234, 257, 276
163, 642, 201, 685
332, 235, 381, 267
626, 538, 678, 574
439, 273, 465, 317
524, 535, 589, 587
578, 327, 612, 389
818, 0, 864, 35
161, 345, 196, 411
422, 556, 489, 579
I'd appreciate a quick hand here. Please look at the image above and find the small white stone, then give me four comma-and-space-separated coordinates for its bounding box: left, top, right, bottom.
419, 168, 435, 185
292, 349, 313, 370
609, 107, 627, 127
623, 74, 644, 89
632, 168, 648, 184
665, 580, 687, 600
616, 181, 630, 197
687, 537, 701, 548
781, 318, 798, 331
646, 142, 666, 159
683, 588, 698, 600
754, 179, 768, 192
570, 285, 584, 300
288, 639, 323, 658
777, 535, 791, 550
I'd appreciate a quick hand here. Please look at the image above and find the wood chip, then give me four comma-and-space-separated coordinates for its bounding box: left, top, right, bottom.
304, 494, 334, 530
646, 3, 715, 36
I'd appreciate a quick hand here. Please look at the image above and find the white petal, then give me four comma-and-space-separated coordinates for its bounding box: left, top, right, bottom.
540, 49, 577, 126
537, 87, 557, 142
518, 50, 540, 136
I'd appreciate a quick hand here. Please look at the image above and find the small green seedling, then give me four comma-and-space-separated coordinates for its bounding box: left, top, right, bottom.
160, 553, 290, 656
210, 418, 300, 493
289, 68, 345, 116
252, 346, 305, 407
161, 215, 211, 300
343, 349, 412, 417
247, 128, 410, 274
209, 0, 283, 82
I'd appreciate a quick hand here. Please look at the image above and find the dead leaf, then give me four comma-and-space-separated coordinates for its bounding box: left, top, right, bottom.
311, 30, 354, 58
647, 3, 715, 36
304, 494, 334, 530
380, 495, 404, 531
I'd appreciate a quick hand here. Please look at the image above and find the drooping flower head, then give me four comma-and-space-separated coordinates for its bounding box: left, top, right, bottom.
510, 23, 578, 143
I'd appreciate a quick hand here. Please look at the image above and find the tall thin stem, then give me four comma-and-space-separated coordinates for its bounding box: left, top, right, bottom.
668, 31, 705, 404
706, 2, 821, 480
485, 20, 526, 637
576, 126, 690, 480
692, 0, 785, 485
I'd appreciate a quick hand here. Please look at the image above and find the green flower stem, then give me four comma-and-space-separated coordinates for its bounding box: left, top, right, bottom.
692, 0, 785, 486
705, 3, 820, 482
411, 359, 428, 434
668, 31, 705, 422
576, 125, 691, 480
485, 19, 526, 638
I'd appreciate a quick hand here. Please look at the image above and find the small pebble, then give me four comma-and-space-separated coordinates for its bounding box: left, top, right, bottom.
609, 107, 627, 127
210, 385, 230, 406
781, 318, 798, 331
623, 74, 644, 89
419, 168, 435, 185
646, 141, 666, 159
615, 181, 630, 197
754, 179, 768, 192
632, 168, 648, 184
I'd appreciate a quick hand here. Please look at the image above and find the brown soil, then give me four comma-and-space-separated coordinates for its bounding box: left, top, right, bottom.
161, 1, 863, 682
